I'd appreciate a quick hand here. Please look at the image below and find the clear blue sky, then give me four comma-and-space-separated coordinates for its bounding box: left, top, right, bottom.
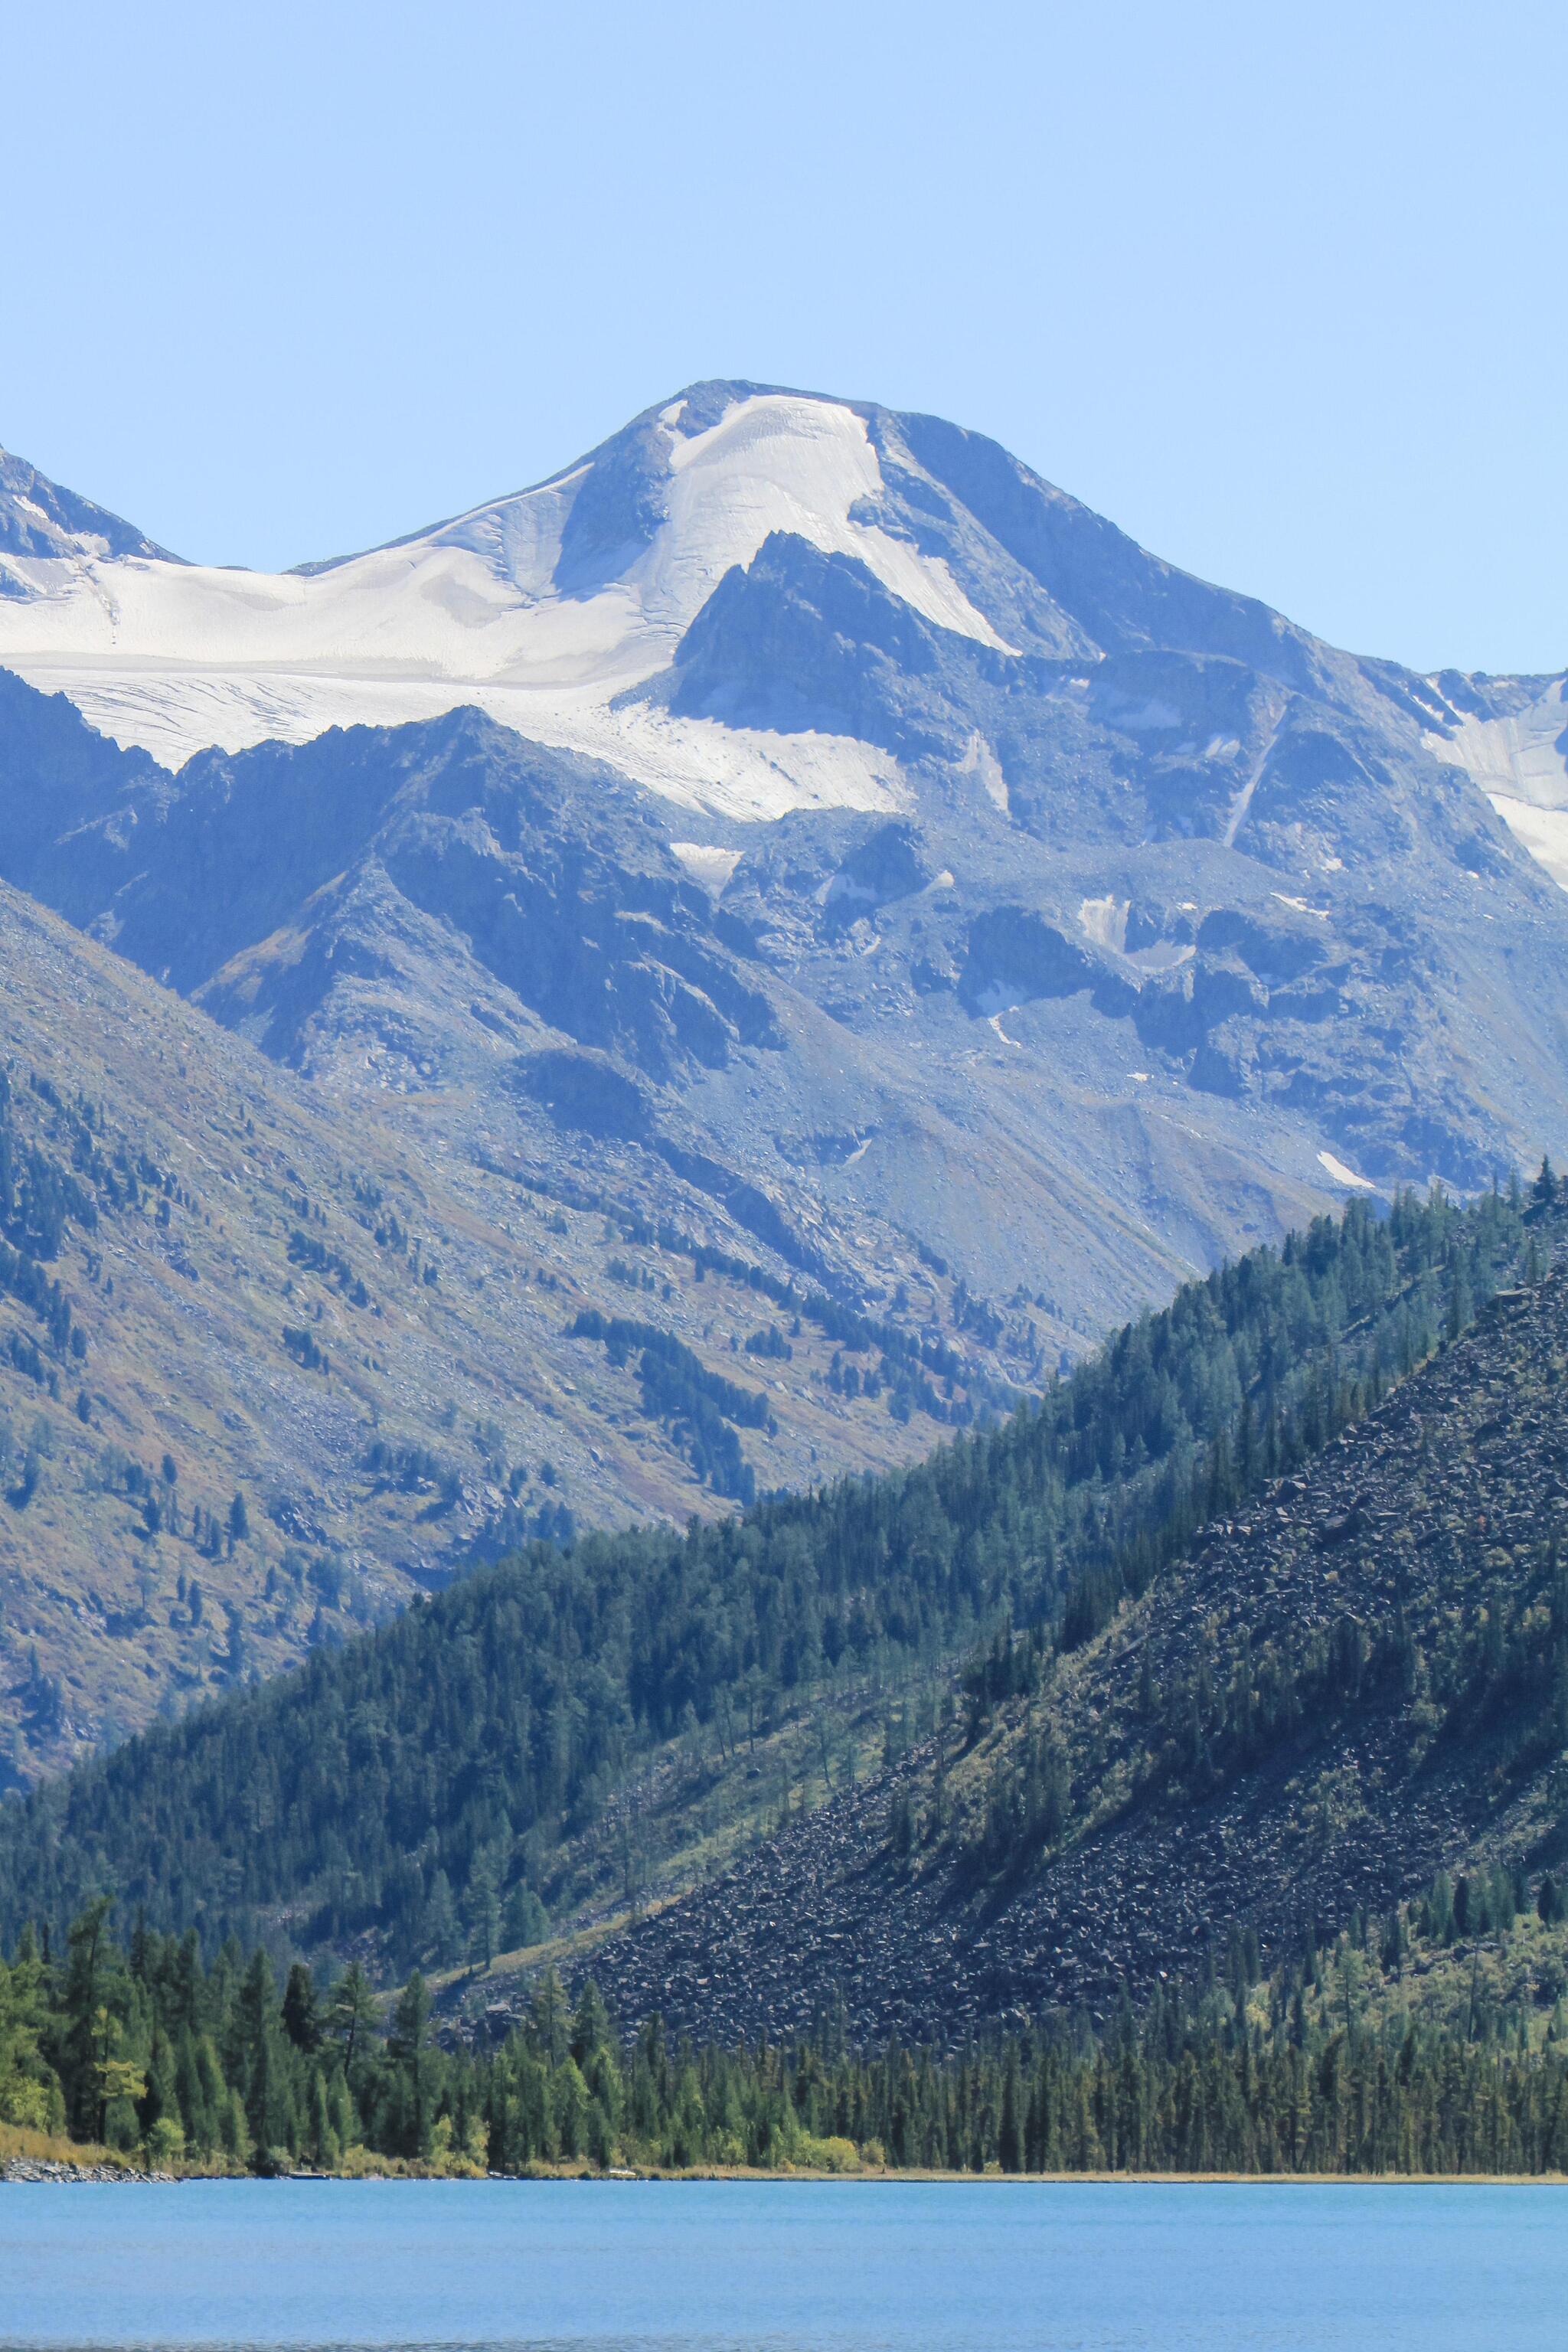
4, 1, 1563, 672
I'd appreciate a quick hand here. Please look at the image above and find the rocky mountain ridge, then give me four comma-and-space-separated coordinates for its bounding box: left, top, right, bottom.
1, 387, 1563, 1268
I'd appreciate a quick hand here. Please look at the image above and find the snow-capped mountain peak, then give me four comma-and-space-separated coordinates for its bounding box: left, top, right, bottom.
4, 379, 1568, 1398
0, 386, 1020, 812
0, 382, 1563, 868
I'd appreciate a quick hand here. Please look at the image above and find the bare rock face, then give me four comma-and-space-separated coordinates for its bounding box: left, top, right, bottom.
0, 446, 178, 565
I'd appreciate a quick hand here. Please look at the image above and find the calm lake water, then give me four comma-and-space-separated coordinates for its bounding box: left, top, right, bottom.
0, 2180, 1562, 2352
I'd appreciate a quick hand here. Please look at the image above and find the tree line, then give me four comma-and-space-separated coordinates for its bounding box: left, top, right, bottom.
3, 1896, 1566, 2177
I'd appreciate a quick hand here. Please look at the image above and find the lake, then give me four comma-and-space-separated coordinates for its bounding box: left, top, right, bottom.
0, 2180, 1562, 2351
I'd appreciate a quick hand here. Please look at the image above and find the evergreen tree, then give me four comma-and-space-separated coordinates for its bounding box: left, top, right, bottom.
237, 1949, 284, 2158
329, 1962, 377, 2077
282, 1962, 321, 2053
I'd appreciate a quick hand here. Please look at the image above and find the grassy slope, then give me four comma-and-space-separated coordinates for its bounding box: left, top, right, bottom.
0, 881, 969, 1780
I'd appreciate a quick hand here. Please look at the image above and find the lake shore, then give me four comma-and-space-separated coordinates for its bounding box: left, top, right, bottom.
7, 2150, 1567, 2189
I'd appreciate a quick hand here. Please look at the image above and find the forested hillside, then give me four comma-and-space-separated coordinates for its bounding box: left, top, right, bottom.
0, 1180, 1535, 1979
577, 1194, 1568, 2046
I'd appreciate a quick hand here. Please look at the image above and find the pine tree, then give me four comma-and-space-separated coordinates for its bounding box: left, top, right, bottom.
58, 1896, 115, 2139
282, 1961, 321, 2053
238, 1948, 283, 2161
998, 2049, 1024, 2172
387, 1970, 434, 2158
329, 1962, 377, 2077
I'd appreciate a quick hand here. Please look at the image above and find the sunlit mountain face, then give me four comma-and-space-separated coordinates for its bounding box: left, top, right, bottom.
0, 381, 1565, 1526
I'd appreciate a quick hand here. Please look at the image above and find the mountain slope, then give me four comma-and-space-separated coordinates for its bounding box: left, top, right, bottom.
0, 665, 1373, 1333
3, 385, 1568, 1769
573, 1221, 1568, 2046
0, 1184, 1534, 1976
0, 877, 965, 1782
0, 448, 177, 566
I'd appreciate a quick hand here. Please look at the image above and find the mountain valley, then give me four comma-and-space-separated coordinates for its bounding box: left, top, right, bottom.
0, 1180, 1547, 2018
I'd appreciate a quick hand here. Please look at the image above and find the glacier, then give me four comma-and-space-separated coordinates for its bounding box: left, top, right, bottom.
0, 390, 1014, 820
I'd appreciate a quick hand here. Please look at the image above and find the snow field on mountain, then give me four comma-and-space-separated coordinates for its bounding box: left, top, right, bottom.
0, 394, 999, 817
1423, 681, 1568, 888
658, 396, 1014, 651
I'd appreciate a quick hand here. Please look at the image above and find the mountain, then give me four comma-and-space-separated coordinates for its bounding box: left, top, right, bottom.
0, 387, 1562, 854
0, 1183, 1536, 1984
3, 382, 1568, 1782
3, 389, 1568, 1318
0, 449, 178, 567
0, 877, 959, 1784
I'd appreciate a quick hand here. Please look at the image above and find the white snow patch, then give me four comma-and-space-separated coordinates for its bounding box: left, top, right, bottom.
1485, 795, 1568, 891
988, 1010, 1022, 1049
1426, 679, 1568, 891
1125, 940, 1194, 974
1318, 1150, 1375, 1191
960, 731, 1010, 814
1272, 893, 1331, 919
1078, 893, 1129, 952
670, 841, 743, 890
663, 396, 1016, 652
1425, 679, 1568, 808
15, 663, 907, 825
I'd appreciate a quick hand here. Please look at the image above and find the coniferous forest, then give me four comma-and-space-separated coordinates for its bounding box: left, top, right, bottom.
5, 1887, 1568, 2177
0, 1184, 1533, 1973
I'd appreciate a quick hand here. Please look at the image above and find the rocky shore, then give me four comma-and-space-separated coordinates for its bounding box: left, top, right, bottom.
2, 2158, 175, 2184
